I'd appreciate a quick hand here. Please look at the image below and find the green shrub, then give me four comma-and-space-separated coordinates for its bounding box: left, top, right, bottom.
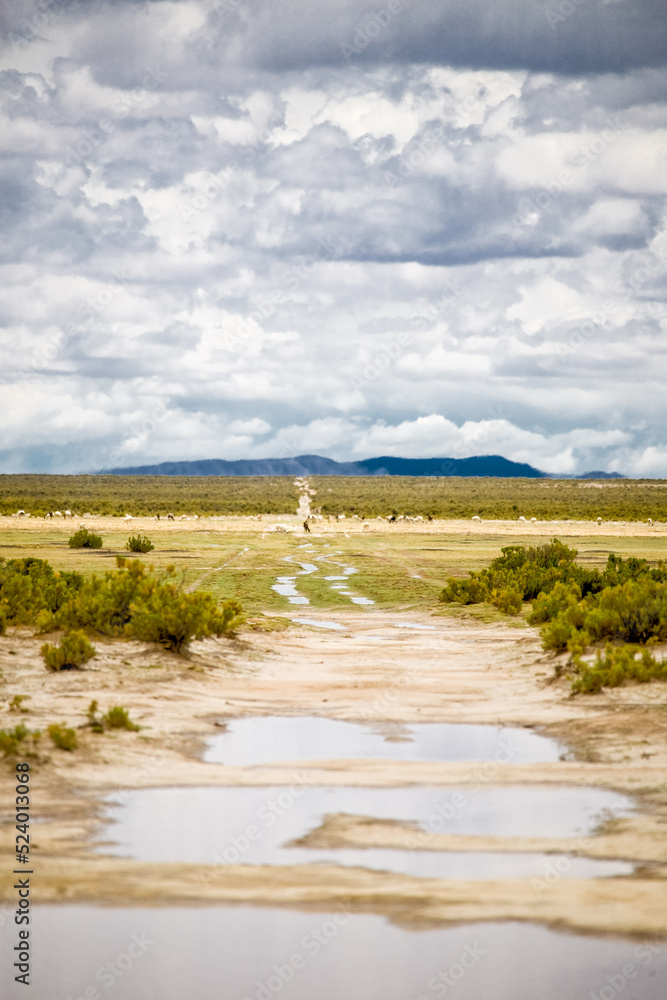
0, 723, 41, 758
129, 585, 244, 652
9, 695, 30, 713
0, 557, 83, 626
68, 527, 103, 549
102, 706, 140, 731
441, 540, 587, 612
126, 534, 155, 553
56, 557, 150, 635
87, 699, 104, 733
55, 557, 244, 651
47, 723, 78, 751
1, 552, 243, 656
87, 699, 140, 732
571, 645, 667, 694
542, 578, 667, 653
41, 630, 96, 671
0, 608, 5, 635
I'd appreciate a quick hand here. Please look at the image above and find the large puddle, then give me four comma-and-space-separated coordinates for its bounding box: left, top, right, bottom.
203, 716, 566, 766
8, 907, 665, 1000
97, 784, 635, 879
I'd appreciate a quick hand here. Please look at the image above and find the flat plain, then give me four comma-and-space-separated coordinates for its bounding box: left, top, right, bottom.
1, 483, 666, 941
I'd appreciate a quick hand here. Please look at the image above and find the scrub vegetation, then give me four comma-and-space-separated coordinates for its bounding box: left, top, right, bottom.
0, 554, 243, 655
441, 540, 667, 692
68, 527, 103, 549
2, 473, 667, 520
42, 630, 96, 671
0, 722, 41, 758
125, 534, 155, 553
47, 723, 78, 751
87, 700, 140, 733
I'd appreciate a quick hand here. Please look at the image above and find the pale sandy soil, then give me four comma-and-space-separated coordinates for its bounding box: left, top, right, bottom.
1, 513, 665, 537
1, 596, 666, 938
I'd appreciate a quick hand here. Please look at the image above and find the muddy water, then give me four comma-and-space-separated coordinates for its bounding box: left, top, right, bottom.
7, 907, 664, 1000
97, 785, 635, 879
203, 716, 565, 766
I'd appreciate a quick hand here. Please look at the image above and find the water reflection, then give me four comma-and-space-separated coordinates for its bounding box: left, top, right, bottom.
203, 716, 565, 767
9, 908, 664, 1000
97, 784, 635, 879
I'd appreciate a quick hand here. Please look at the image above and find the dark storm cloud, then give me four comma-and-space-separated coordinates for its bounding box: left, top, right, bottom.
228, 0, 667, 76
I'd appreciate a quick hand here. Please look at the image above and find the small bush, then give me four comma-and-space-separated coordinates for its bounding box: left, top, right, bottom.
571, 646, 667, 694
48, 723, 78, 751
68, 527, 103, 549
126, 534, 154, 553
42, 630, 96, 671
103, 705, 140, 731
87, 700, 140, 732
0, 723, 41, 758
9, 695, 30, 713
87, 699, 104, 732
0, 608, 6, 635
128, 583, 244, 652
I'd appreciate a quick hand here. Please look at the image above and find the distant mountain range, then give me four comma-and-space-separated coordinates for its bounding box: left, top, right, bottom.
100, 454, 626, 478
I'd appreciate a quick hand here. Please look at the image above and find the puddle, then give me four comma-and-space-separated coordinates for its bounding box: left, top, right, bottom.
203, 716, 565, 766
272, 577, 310, 604
11, 908, 665, 1000
319, 559, 376, 606
98, 785, 635, 878
271, 551, 376, 607
271, 558, 319, 605
291, 618, 346, 630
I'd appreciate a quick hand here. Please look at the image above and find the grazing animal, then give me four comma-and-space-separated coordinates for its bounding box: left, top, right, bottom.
303, 519, 310, 532
648, 518, 653, 525
530, 517, 537, 523
471, 515, 481, 522
64, 510, 73, 517
53, 510, 63, 517
518, 516, 526, 522
167, 513, 175, 520
16, 509, 26, 517
596, 516, 602, 525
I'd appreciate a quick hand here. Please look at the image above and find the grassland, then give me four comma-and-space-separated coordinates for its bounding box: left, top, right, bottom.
2, 521, 667, 617
2, 474, 667, 520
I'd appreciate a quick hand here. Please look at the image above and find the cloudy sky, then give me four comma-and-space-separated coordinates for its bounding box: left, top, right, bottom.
1, 0, 666, 475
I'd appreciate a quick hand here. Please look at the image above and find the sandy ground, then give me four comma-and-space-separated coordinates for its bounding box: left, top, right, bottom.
2, 513, 666, 537
1, 593, 667, 938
